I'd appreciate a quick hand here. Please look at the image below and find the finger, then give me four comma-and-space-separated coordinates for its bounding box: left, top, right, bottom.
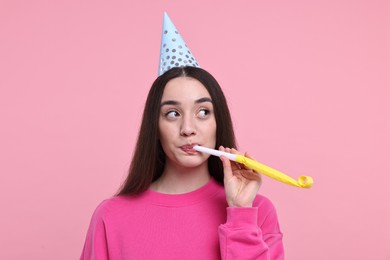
231, 148, 239, 154
220, 155, 234, 179
242, 152, 262, 181
235, 163, 242, 170
231, 148, 245, 169
244, 151, 255, 160
241, 170, 262, 182
220, 146, 241, 171
242, 152, 256, 170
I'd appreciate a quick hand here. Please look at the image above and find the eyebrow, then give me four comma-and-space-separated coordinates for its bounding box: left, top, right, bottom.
160, 97, 213, 107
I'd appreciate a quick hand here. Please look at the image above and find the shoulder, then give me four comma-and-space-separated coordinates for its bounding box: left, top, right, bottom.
253, 194, 276, 211
252, 194, 281, 228
90, 195, 142, 221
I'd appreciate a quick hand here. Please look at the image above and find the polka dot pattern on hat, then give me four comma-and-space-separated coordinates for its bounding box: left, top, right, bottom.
158, 13, 200, 76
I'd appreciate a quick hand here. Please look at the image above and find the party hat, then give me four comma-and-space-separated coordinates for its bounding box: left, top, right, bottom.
158, 12, 200, 76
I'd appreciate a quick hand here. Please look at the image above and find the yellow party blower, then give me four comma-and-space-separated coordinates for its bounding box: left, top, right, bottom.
193, 145, 313, 188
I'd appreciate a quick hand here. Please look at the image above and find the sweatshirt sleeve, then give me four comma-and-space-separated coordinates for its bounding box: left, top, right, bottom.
80, 202, 110, 260
218, 197, 284, 260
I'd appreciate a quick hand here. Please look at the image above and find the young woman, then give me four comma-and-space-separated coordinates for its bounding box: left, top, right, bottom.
80, 66, 284, 259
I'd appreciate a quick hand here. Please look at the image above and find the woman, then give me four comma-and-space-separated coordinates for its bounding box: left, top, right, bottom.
80, 66, 284, 259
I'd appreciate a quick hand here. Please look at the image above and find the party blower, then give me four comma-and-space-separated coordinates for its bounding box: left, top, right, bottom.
193, 145, 313, 188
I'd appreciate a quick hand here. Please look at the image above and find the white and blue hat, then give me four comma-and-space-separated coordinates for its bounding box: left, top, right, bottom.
158, 12, 200, 76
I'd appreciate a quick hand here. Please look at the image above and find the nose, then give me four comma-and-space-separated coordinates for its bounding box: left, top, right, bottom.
180, 116, 196, 137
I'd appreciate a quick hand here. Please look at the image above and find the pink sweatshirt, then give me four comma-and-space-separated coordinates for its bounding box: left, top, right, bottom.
80, 178, 284, 259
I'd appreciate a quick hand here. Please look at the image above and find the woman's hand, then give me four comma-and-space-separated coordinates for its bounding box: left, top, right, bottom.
219, 146, 262, 208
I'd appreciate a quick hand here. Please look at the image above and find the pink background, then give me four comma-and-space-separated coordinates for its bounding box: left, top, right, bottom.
1, 0, 389, 259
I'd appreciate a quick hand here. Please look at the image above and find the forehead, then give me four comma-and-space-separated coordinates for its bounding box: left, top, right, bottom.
161, 77, 211, 101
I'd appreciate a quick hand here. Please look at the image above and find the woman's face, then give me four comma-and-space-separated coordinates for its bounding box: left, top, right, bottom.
158, 76, 216, 169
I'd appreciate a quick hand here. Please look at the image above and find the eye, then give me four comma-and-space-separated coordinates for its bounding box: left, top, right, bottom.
197, 109, 210, 118
165, 110, 180, 119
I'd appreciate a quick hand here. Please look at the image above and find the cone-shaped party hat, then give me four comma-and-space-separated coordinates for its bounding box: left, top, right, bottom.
158, 12, 200, 76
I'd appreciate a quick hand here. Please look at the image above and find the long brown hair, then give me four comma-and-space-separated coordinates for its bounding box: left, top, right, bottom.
117, 67, 236, 195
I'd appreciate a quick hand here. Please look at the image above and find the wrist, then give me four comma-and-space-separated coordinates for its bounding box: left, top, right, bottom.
228, 202, 253, 208
227, 199, 253, 208
225, 207, 258, 227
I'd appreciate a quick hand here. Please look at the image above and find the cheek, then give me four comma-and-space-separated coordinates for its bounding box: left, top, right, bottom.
210, 116, 217, 133
158, 122, 166, 141
202, 119, 217, 139
211, 121, 217, 143
158, 121, 175, 143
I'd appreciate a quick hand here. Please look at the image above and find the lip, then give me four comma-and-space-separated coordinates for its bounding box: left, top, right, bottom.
180, 144, 198, 154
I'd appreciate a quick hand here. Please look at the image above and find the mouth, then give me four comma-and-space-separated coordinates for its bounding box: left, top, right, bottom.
180, 144, 198, 154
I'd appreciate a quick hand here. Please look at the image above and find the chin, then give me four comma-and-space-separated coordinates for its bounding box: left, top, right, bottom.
176, 157, 208, 169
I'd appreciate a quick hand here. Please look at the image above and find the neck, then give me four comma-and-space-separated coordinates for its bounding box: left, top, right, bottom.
150, 162, 211, 194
